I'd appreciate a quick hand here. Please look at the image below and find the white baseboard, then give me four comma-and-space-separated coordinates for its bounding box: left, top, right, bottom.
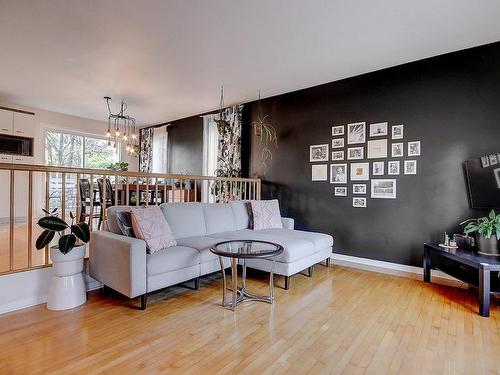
330, 253, 468, 289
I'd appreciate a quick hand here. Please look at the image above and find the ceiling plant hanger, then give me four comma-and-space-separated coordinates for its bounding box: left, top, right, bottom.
251, 90, 278, 172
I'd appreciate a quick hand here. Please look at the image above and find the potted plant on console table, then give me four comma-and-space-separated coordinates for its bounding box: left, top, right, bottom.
35, 209, 90, 310
460, 209, 500, 256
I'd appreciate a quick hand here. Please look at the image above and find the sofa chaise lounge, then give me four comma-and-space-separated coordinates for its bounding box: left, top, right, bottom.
89, 201, 334, 309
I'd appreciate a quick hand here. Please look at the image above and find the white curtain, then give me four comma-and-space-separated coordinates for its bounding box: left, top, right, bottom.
152, 125, 168, 173
202, 114, 218, 202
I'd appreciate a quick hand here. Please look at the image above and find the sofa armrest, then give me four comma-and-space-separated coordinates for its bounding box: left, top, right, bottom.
89, 231, 147, 298
281, 217, 295, 230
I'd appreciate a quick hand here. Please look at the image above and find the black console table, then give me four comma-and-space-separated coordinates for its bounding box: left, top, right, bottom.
423, 243, 500, 317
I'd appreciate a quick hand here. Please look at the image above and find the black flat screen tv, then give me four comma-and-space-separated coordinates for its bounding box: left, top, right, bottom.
464, 158, 500, 209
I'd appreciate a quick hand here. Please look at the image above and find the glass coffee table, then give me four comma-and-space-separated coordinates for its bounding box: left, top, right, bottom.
211, 240, 284, 311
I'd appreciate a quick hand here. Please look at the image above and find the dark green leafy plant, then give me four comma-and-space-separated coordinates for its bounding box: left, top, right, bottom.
36, 209, 90, 254
460, 209, 500, 239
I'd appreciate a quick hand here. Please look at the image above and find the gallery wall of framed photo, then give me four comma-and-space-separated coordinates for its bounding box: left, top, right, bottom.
310, 121, 421, 207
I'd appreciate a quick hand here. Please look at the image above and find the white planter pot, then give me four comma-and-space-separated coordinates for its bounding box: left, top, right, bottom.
47, 244, 87, 310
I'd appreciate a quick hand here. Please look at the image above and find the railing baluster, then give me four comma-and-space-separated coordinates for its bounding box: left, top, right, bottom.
126, 176, 130, 206
61, 173, 66, 228
28, 171, 33, 268
45, 171, 50, 265
9, 170, 14, 271
89, 174, 94, 231
136, 177, 139, 206
115, 175, 119, 206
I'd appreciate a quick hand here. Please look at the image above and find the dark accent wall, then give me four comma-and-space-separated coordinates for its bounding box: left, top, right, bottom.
245, 42, 500, 267
167, 116, 203, 174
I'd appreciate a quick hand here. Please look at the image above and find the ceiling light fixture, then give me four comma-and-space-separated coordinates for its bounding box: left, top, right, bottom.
104, 96, 138, 154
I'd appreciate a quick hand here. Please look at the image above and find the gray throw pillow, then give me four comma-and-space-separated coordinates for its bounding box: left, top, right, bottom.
116, 211, 135, 238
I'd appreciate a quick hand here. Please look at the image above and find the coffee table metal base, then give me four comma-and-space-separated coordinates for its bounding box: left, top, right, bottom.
218, 256, 276, 311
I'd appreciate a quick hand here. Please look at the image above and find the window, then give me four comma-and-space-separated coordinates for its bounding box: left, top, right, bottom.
45, 130, 119, 168
202, 114, 219, 202
151, 125, 168, 173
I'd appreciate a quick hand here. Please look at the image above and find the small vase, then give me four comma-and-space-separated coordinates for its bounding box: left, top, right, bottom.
47, 244, 87, 310
477, 234, 499, 256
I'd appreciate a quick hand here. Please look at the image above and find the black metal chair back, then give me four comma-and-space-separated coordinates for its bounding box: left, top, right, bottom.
97, 178, 115, 206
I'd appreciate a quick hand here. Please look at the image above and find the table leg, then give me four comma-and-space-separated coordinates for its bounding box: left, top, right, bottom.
479, 269, 490, 317
270, 260, 275, 302
218, 256, 227, 307
423, 245, 431, 283
231, 257, 238, 311
242, 259, 247, 289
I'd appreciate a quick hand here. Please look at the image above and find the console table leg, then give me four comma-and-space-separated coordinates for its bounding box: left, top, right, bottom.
479, 269, 490, 317
218, 256, 227, 307
231, 257, 238, 311
423, 246, 431, 283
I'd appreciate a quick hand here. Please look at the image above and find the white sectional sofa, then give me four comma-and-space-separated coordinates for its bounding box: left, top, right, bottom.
89, 201, 333, 309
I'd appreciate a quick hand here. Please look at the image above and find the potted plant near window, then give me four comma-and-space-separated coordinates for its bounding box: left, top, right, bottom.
36, 209, 90, 310
460, 210, 500, 256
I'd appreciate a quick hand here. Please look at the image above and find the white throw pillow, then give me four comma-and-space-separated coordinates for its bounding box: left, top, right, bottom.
131, 206, 177, 253
249, 200, 283, 230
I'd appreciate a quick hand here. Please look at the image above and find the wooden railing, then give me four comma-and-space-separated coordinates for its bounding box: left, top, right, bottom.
0, 163, 260, 275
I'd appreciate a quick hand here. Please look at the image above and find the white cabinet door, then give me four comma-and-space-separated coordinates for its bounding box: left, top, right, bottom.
13, 112, 35, 138
0, 109, 13, 135
0, 153, 13, 163
12, 155, 34, 164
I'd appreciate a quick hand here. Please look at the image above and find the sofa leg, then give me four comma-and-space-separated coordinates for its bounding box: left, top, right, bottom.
140, 294, 147, 310
307, 266, 314, 277
194, 277, 200, 291
284, 276, 290, 290
325, 257, 331, 267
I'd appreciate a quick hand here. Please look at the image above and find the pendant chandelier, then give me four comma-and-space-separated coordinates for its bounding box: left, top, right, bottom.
104, 96, 138, 154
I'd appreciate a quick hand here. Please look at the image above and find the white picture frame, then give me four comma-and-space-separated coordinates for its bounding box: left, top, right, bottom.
392, 124, 404, 140
391, 143, 403, 157
481, 156, 490, 168
311, 164, 328, 181
347, 146, 364, 160
334, 186, 347, 196
330, 163, 347, 184
332, 125, 345, 136
372, 161, 384, 176
371, 179, 397, 199
347, 122, 366, 145
388, 161, 400, 175
332, 138, 345, 149
367, 139, 388, 159
408, 141, 421, 156
350, 162, 369, 181
495, 168, 500, 189
353, 184, 367, 195
331, 151, 344, 161
310, 144, 329, 162
489, 154, 498, 166
404, 160, 417, 175
369, 122, 388, 137
353, 197, 367, 208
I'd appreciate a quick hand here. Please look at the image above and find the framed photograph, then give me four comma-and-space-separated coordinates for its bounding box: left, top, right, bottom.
372, 161, 384, 176
347, 146, 364, 160
481, 156, 490, 168
331, 151, 344, 161
404, 160, 417, 175
332, 125, 345, 136
353, 197, 367, 208
371, 179, 397, 199
312, 164, 328, 181
388, 161, 400, 175
408, 141, 421, 156
353, 184, 367, 194
495, 168, 500, 189
350, 162, 369, 181
330, 163, 347, 184
489, 154, 498, 166
347, 122, 366, 145
391, 143, 403, 157
334, 186, 347, 196
392, 124, 404, 140
332, 138, 345, 149
310, 144, 329, 162
367, 139, 388, 159
369, 122, 388, 137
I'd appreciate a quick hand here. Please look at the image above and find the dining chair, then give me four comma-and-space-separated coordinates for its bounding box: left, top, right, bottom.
97, 178, 115, 230
78, 178, 100, 224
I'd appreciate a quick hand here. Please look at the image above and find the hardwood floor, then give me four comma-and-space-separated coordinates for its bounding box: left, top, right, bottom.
0, 265, 499, 374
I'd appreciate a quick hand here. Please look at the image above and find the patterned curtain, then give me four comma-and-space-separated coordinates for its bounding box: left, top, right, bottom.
139, 127, 154, 173
215, 105, 243, 177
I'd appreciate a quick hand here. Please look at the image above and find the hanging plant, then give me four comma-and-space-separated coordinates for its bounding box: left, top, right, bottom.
251, 91, 278, 173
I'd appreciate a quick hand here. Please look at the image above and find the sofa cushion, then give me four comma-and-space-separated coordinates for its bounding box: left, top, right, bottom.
147, 246, 200, 276
249, 200, 283, 230
116, 211, 135, 238
160, 203, 206, 239
106, 206, 132, 234
207, 229, 315, 263
257, 228, 333, 251
229, 201, 250, 230
176, 236, 227, 263
131, 206, 177, 253
202, 203, 237, 235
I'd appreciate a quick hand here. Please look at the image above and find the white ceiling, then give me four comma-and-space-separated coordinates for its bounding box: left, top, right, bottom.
1, 0, 500, 125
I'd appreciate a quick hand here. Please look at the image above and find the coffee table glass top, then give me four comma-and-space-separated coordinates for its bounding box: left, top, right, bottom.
211, 240, 283, 259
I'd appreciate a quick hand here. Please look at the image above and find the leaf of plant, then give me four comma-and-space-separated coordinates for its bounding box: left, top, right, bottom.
42, 208, 50, 215
35, 229, 55, 250
58, 234, 76, 254
37, 216, 68, 231
71, 223, 90, 243
489, 209, 496, 221
51, 207, 58, 214
70, 211, 74, 219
